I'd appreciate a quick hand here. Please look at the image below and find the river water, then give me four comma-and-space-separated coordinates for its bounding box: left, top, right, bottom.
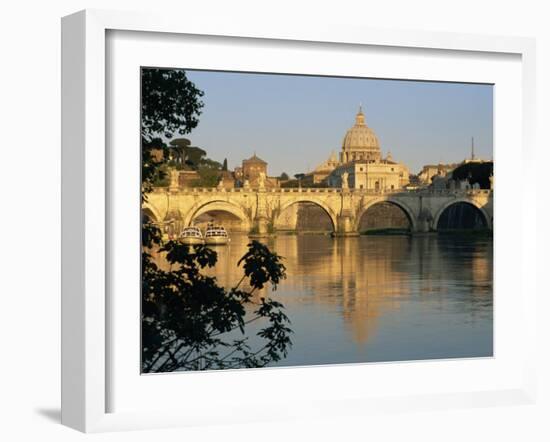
201, 233, 493, 367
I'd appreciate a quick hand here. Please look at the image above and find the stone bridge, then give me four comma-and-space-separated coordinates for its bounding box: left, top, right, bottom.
143, 187, 493, 236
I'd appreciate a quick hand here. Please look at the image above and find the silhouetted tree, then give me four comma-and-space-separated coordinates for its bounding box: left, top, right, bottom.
168, 138, 210, 170
168, 138, 191, 169
142, 240, 291, 372
222, 158, 228, 171
294, 173, 305, 188
452, 161, 493, 189
141, 69, 204, 192
184, 146, 208, 169
141, 68, 292, 372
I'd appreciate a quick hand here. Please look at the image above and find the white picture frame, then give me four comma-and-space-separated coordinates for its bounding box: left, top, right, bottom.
61, 9, 537, 433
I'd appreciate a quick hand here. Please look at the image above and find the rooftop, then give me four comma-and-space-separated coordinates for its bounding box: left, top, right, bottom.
243, 153, 267, 164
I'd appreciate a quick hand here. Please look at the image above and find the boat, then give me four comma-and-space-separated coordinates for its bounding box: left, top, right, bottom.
178, 226, 205, 245
204, 225, 230, 245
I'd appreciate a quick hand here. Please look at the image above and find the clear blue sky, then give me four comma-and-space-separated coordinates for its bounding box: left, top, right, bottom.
184, 70, 493, 176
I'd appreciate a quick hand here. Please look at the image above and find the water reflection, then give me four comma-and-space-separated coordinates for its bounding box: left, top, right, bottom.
155, 234, 493, 367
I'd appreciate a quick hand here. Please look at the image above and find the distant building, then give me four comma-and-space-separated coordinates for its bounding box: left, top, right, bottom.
327, 156, 409, 191
339, 106, 382, 163
418, 163, 458, 185
302, 151, 339, 186
430, 170, 449, 190
217, 170, 236, 190
419, 138, 492, 189
236, 153, 279, 188
178, 170, 200, 187
322, 107, 410, 190
242, 153, 267, 180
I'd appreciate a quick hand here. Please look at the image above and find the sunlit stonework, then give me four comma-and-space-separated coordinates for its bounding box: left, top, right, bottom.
139, 67, 494, 374
340, 105, 381, 163
304, 106, 410, 191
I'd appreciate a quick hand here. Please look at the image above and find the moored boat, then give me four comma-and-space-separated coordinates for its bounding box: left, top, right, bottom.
204, 225, 230, 245
179, 226, 205, 245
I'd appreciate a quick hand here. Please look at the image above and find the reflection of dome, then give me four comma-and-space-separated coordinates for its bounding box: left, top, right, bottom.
342, 107, 380, 151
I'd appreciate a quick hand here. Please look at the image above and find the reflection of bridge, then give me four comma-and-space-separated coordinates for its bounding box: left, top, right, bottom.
143, 187, 493, 235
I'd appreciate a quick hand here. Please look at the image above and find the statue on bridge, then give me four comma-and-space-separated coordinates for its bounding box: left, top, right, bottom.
258, 171, 266, 190
169, 168, 179, 191
341, 172, 349, 189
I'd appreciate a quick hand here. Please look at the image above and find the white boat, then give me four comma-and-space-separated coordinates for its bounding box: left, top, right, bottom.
179, 226, 205, 245
204, 225, 230, 245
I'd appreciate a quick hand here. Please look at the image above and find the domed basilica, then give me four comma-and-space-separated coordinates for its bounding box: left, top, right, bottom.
305, 106, 410, 191
340, 106, 381, 163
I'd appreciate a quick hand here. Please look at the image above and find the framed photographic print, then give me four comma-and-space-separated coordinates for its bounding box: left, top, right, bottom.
61, 9, 537, 432
140, 69, 494, 374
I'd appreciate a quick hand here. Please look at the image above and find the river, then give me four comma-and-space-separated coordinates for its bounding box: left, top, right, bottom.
200, 233, 493, 367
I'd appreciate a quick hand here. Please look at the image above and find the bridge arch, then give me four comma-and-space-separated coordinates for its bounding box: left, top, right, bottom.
433, 199, 491, 230
142, 203, 162, 224
184, 199, 253, 231
355, 197, 417, 232
275, 197, 338, 233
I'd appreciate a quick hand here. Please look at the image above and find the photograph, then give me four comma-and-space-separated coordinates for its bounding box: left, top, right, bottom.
140, 67, 494, 373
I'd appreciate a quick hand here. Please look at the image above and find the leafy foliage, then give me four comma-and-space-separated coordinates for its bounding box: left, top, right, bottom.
168, 138, 211, 171
167, 138, 191, 170
191, 168, 221, 188
141, 68, 292, 372
141, 69, 204, 193
141, 69, 204, 142
184, 158, 223, 187
452, 161, 493, 189
142, 241, 291, 372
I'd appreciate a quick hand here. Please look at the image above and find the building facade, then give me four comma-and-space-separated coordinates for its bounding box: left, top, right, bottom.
321, 107, 410, 190
340, 107, 381, 163
234, 153, 279, 188
302, 151, 340, 186
418, 163, 458, 185
327, 158, 409, 190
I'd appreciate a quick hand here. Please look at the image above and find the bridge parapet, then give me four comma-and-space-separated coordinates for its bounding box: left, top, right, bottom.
152, 185, 492, 197
145, 185, 493, 235
411, 188, 492, 196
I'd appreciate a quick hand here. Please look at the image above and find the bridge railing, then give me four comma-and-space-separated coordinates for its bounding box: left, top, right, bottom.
409, 188, 492, 196
151, 186, 492, 197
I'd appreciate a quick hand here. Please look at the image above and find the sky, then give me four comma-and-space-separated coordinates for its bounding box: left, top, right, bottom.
182, 69, 493, 176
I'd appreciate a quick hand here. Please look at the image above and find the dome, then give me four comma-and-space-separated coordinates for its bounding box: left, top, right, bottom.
342, 107, 380, 151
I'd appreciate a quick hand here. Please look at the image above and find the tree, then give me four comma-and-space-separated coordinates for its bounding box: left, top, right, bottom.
169, 138, 209, 171
141, 68, 292, 371
169, 138, 191, 169
142, 241, 292, 372
192, 167, 222, 188
222, 158, 228, 171
452, 161, 493, 189
294, 173, 305, 188
200, 158, 223, 170
141, 69, 204, 192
